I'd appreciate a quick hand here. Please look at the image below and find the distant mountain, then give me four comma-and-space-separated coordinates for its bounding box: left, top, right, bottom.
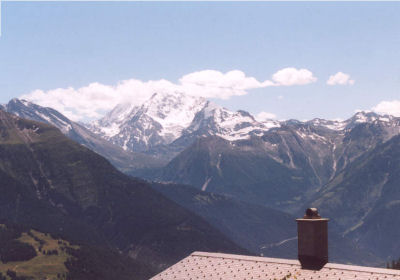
4, 98, 164, 173
0, 109, 247, 277
90, 92, 208, 152
88, 92, 398, 159
88, 92, 279, 156
307, 134, 400, 260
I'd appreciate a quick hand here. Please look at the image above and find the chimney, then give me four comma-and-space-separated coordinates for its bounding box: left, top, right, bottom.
296, 208, 329, 270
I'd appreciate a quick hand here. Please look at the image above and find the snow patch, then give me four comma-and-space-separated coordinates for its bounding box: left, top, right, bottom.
201, 177, 212, 191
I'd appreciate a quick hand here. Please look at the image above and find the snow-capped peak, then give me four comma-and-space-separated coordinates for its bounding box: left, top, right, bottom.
90, 102, 138, 138
185, 101, 280, 141
88, 91, 283, 152
141, 91, 207, 138
5, 98, 73, 133
307, 118, 347, 131
88, 91, 209, 151
343, 111, 398, 129
306, 111, 399, 131
352, 111, 379, 123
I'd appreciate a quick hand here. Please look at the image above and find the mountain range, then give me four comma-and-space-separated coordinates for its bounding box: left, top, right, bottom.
2, 92, 400, 266
158, 111, 400, 211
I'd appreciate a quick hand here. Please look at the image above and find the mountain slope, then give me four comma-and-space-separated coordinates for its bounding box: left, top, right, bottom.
151, 182, 382, 266
159, 136, 318, 211
0, 109, 247, 277
152, 182, 295, 256
0, 222, 154, 280
5, 98, 164, 173
308, 134, 400, 260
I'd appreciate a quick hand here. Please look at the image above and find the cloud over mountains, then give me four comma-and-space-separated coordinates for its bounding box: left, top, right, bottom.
21, 68, 316, 121
373, 100, 400, 117
19, 67, 398, 122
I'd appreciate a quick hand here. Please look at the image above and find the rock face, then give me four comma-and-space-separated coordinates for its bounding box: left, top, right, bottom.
0, 110, 247, 276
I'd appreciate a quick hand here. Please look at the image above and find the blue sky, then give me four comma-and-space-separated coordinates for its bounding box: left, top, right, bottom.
0, 2, 399, 121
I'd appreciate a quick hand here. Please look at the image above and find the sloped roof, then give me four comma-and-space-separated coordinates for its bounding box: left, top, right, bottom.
151, 251, 400, 280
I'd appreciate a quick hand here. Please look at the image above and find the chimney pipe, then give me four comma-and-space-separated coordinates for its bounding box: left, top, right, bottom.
296, 208, 329, 270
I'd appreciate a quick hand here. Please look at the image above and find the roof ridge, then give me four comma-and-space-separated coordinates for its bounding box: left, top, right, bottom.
191, 251, 299, 265
325, 263, 400, 275
191, 251, 400, 276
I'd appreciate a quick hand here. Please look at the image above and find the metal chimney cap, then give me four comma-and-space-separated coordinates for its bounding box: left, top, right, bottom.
304, 208, 321, 219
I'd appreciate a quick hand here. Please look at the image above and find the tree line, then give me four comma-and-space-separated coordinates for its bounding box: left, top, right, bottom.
387, 258, 400, 270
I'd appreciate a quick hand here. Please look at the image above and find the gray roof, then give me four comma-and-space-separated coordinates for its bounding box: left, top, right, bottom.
151, 251, 400, 280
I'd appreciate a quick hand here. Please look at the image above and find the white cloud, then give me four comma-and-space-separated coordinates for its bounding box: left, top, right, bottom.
22, 79, 178, 121
21, 68, 315, 122
179, 70, 274, 99
256, 111, 277, 121
326, 72, 355, 86
271, 68, 317, 86
372, 100, 400, 117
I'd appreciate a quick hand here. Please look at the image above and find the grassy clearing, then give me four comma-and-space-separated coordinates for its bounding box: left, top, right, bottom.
0, 228, 79, 280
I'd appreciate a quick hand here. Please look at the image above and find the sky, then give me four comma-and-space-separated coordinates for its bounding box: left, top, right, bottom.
0, 2, 399, 122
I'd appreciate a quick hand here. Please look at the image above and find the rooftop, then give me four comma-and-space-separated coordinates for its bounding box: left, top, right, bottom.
151, 251, 400, 280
